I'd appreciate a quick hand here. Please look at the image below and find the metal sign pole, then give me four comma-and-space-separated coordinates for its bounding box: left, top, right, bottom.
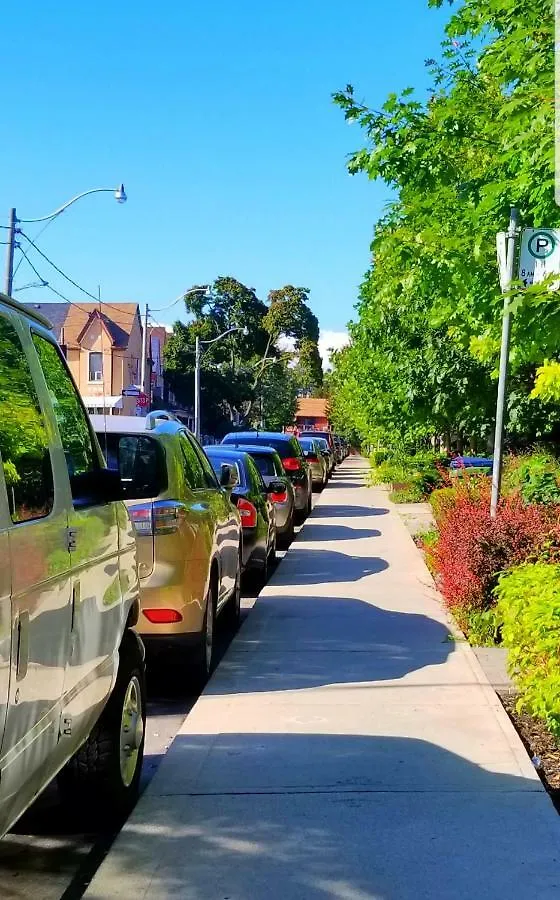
490, 207, 519, 519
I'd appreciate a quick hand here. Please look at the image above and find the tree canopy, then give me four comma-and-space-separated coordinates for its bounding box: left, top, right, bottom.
164, 277, 323, 435
329, 0, 560, 450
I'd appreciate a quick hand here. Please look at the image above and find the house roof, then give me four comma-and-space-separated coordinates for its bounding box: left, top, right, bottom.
23, 302, 139, 348
23, 303, 70, 340
296, 397, 330, 419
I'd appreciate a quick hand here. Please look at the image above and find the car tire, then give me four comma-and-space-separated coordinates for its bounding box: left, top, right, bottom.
223, 552, 242, 630
279, 519, 294, 549
58, 633, 146, 825
192, 578, 217, 687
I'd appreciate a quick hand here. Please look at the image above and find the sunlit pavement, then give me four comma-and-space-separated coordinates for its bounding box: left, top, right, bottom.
84, 457, 560, 900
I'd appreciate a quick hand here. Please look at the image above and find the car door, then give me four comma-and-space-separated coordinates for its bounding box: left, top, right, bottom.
0, 488, 12, 766
30, 332, 121, 731
189, 437, 238, 601
246, 456, 272, 559
0, 313, 72, 832
178, 433, 219, 607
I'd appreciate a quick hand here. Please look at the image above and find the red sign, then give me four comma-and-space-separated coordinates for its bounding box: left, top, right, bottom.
135, 393, 149, 408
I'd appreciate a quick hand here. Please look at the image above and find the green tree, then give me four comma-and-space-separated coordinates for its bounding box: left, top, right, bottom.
329, 0, 559, 450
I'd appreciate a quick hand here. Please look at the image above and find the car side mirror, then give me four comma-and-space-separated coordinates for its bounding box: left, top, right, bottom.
70, 468, 124, 507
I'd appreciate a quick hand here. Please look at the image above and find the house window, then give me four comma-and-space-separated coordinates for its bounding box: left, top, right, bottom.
89, 351, 103, 382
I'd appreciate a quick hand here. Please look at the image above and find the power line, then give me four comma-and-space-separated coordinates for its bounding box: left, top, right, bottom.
19, 230, 102, 302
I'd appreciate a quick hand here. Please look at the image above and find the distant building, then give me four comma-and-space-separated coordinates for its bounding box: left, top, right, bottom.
295, 397, 330, 432
147, 323, 175, 409
25, 302, 145, 416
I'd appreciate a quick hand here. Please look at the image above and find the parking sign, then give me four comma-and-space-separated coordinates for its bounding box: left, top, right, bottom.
518, 228, 560, 286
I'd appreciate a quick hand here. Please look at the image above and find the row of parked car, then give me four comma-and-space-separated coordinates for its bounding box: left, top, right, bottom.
0, 294, 349, 839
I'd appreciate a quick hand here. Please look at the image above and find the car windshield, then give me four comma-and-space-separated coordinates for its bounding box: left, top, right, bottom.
299, 439, 315, 451
314, 437, 329, 450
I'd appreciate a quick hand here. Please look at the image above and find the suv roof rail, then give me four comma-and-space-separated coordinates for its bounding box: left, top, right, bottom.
145, 410, 182, 430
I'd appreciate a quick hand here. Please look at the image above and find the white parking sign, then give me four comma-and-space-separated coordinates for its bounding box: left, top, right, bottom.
518, 228, 560, 286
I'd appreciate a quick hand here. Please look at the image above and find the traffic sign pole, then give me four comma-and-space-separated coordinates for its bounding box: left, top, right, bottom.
490, 207, 519, 519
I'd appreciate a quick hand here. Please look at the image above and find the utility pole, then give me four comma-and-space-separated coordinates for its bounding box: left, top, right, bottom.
194, 336, 201, 441
4, 208, 17, 296
490, 207, 519, 518
140, 302, 149, 398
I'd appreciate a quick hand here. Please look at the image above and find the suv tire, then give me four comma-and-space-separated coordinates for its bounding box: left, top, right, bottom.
58, 633, 146, 825
192, 577, 217, 687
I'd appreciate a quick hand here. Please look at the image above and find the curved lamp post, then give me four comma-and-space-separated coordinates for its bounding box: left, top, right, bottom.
194, 325, 248, 441
4, 184, 127, 296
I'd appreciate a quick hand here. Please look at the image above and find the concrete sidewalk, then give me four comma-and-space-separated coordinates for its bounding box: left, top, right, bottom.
86, 458, 560, 899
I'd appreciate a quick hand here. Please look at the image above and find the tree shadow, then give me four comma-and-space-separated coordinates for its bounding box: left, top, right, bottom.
301, 523, 381, 542
206, 594, 453, 695
83, 733, 556, 900
316, 505, 389, 519
276, 549, 389, 586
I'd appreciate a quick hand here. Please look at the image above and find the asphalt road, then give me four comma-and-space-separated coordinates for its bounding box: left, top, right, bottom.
0, 563, 278, 900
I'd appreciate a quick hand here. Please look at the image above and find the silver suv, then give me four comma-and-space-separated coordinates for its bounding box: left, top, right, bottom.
0, 294, 145, 836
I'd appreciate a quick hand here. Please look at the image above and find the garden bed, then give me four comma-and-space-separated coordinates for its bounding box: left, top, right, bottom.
500, 692, 560, 810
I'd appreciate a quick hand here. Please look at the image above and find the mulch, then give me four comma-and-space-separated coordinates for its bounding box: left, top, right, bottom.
499, 692, 560, 811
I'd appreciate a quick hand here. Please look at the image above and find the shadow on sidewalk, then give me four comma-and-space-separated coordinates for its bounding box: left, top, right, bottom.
277, 548, 389, 585
208, 594, 453, 694
300, 523, 381, 542
85, 735, 554, 900
314, 505, 389, 519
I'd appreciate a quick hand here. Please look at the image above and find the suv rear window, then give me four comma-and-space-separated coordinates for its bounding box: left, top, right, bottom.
250, 453, 277, 477
224, 435, 297, 459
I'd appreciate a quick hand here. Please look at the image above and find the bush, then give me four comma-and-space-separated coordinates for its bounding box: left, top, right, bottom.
370, 449, 447, 496
495, 563, 560, 741
371, 448, 391, 466
429, 481, 556, 615
389, 484, 425, 503
503, 451, 560, 505
429, 486, 461, 525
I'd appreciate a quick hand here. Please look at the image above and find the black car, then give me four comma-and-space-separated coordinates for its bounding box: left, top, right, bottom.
204, 446, 280, 587
226, 444, 296, 548
222, 431, 313, 524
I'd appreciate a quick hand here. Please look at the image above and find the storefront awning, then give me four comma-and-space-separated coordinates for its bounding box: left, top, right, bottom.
82, 395, 123, 410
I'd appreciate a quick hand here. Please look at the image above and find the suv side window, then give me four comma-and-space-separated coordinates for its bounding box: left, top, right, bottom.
190, 438, 220, 489
246, 455, 266, 493
179, 433, 206, 490
0, 315, 54, 522
32, 334, 98, 486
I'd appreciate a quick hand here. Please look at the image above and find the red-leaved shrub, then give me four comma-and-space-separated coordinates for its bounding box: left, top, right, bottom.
427, 481, 557, 614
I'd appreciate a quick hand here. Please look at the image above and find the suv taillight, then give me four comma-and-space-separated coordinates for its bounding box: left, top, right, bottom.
270, 489, 288, 503
129, 504, 153, 535
307, 454, 318, 462
282, 456, 300, 472
129, 500, 185, 535
236, 497, 258, 528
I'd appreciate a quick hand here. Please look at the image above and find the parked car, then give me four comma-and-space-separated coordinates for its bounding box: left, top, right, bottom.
313, 435, 335, 476
299, 430, 336, 468
204, 446, 279, 586
222, 431, 313, 524
0, 294, 146, 837
332, 435, 345, 465
298, 437, 328, 491
228, 444, 296, 547
93, 412, 242, 683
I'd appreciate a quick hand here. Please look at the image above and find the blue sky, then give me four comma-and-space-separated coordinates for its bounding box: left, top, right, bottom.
2, 1, 448, 336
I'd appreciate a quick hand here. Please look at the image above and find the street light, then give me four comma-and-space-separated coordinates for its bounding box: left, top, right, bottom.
4, 184, 127, 296
194, 325, 248, 441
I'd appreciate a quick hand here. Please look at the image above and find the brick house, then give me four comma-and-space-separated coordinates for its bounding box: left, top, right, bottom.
294, 397, 331, 432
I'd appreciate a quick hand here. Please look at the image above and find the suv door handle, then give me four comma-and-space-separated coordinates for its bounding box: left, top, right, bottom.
16, 611, 29, 681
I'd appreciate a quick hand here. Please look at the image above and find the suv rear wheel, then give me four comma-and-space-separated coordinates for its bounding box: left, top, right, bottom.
58, 633, 146, 824
192, 576, 217, 686
223, 551, 242, 630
